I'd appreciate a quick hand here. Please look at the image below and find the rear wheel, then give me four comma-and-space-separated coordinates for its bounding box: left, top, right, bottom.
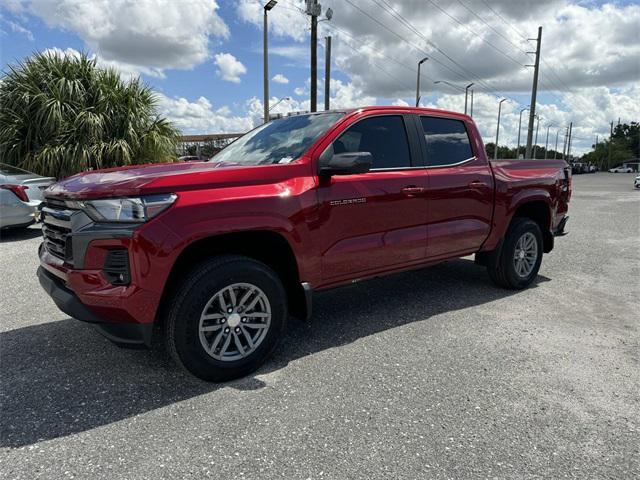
165, 255, 287, 382
487, 217, 543, 289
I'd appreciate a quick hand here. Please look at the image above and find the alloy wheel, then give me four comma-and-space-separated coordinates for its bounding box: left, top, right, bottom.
513, 232, 538, 278
198, 283, 271, 361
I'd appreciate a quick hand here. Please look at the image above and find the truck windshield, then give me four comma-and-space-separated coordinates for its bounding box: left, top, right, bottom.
210, 113, 344, 166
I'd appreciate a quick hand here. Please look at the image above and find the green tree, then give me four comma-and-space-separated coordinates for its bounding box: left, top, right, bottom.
0, 51, 180, 178
582, 122, 638, 170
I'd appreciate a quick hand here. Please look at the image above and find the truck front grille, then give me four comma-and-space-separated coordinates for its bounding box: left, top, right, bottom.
41, 200, 73, 262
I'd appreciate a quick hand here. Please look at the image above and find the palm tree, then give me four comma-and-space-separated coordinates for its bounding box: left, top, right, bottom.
0, 51, 180, 178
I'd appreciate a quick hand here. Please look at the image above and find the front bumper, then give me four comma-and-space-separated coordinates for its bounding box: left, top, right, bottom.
38, 266, 153, 347
37, 201, 182, 347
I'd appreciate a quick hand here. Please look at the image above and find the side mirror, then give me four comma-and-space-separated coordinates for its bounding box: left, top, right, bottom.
319, 152, 373, 176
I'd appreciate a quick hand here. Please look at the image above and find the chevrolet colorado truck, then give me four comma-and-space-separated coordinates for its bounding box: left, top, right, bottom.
38, 107, 571, 381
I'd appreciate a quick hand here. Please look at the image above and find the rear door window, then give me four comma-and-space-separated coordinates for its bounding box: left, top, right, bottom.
420, 117, 474, 166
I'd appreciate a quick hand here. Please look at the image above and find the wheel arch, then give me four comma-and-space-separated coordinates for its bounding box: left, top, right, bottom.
511, 199, 553, 253
159, 230, 310, 324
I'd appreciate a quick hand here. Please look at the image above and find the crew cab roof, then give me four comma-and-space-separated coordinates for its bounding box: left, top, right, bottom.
293, 105, 471, 121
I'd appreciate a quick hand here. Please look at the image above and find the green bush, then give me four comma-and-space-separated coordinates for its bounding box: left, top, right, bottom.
0, 51, 180, 178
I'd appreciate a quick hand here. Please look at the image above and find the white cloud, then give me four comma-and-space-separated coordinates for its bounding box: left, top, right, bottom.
9, 0, 229, 76
0, 0, 24, 13
2, 18, 33, 41
156, 94, 256, 134
272, 73, 289, 84
294, 86, 306, 96
329, 79, 376, 109
41, 47, 164, 80
214, 53, 247, 83
237, 0, 308, 42
239, 0, 638, 156
392, 98, 409, 107
426, 85, 640, 155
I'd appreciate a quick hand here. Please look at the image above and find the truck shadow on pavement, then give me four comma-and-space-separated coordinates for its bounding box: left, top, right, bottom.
0, 258, 549, 448
0, 226, 42, 243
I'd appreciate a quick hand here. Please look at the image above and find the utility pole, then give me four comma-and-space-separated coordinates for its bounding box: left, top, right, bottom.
554, 129, 560, 159
263, 1, 277, 123
324, 36, 331, 110
516, 106, 528, 159
544, 124, 552, 159
567, 122, 573, 159
464, 83, 474, 115
608, 120, 613, 170
533, 115, 540, 159
494, 98, 506, 160
307, 0, 320, 112
562, 126, 569, 160
415, 57, 428, 106
525, 26, 542, 159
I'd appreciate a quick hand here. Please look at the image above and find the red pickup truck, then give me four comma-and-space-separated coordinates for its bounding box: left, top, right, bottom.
38, 107, 571, 381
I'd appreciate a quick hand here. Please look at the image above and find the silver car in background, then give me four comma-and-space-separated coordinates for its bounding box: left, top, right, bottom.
0, 163, 55, 229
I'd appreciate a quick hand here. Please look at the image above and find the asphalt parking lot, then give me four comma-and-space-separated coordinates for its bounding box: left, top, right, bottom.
1, 172, 638, 479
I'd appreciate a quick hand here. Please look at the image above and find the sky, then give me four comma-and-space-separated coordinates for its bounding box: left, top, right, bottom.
1, 0, 638, 155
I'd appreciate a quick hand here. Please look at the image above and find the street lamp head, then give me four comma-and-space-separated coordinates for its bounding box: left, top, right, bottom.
264, 0, 277, 11
419, 57, 429, 64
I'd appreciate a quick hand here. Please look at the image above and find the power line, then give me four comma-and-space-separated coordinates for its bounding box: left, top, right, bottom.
343, 0, 466, 82
468, 0, 595, 114
478, 0, 527, 41
327, 23, 418, 76
423, 0, 526, 68
331, 30, 416, 91
366, 0, 520, 103
455, 0, 530, 57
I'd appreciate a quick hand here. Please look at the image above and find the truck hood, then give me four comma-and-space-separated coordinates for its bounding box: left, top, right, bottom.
45, 160, 305, 200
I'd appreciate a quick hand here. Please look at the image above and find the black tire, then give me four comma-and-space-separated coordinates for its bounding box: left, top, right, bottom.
486, 217, 543, 290
165, 255, 287, 382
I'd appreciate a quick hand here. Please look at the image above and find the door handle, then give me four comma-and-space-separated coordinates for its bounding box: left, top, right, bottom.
468, 180, 486, 189
401, 186, 425, 196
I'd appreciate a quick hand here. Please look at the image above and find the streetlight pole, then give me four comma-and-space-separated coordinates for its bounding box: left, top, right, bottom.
544, 124, 553, 160
470, 89, 474, 117
516, 106, 528, 159
533, 115, 540, 158
554, 129, 560, 159
494, 98, 506, 160
433, 80, 464, 92
464, 83, 474, 115
324, 36, 331, 111
309, 0, 318, 112
268, 96, 291, 113
415, 57, 428, 107
263, 1, 277, 124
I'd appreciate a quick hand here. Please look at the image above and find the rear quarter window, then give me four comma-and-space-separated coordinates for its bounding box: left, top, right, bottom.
420, 117, 474, 166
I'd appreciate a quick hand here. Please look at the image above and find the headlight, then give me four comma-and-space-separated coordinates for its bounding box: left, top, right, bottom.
67, 194, 177, 223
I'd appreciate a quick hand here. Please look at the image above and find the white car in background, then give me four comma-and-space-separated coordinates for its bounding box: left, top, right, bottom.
609, 166, 633, 173
0, 163, 55, 229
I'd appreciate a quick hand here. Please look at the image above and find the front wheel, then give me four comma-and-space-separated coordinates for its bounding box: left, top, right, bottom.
165, 255, 287, 382
486, 218, 543, 290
